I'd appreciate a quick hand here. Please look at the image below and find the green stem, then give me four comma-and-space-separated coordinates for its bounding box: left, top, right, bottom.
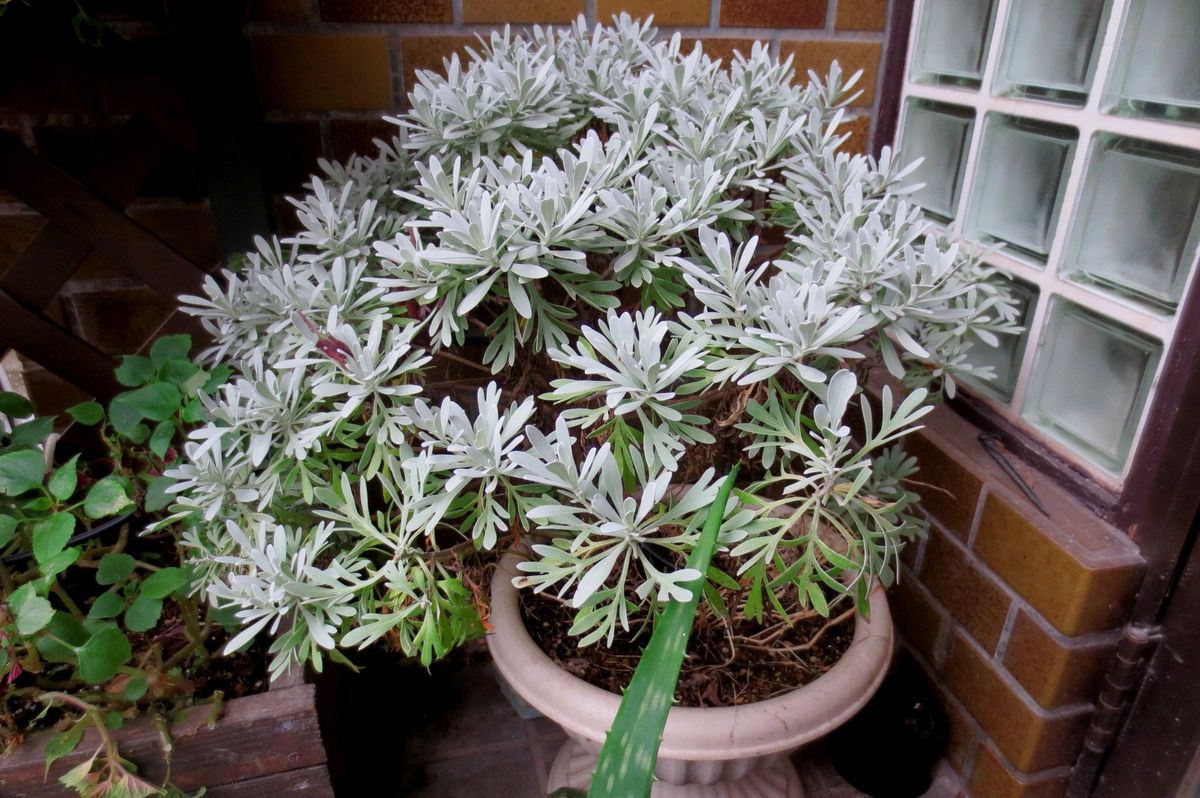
50, 583, 86, 621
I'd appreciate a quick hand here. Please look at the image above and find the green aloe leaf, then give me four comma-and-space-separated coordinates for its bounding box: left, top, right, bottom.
587, 467, 738, 798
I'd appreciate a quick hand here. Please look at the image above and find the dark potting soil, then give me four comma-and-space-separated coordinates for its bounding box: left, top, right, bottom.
519, 564, 855, 708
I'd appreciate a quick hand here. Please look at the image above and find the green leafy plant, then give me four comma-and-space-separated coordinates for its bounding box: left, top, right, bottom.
1, 336, 232, 797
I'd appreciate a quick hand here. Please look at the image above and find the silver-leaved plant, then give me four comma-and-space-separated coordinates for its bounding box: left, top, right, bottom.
166, 15, 1019, 679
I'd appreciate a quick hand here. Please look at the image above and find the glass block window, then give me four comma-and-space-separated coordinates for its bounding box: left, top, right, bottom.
898, 0, 1200, 481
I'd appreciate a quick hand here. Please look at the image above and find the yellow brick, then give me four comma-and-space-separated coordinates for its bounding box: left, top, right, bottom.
835, 0, 888, 31
597, 0, 708, 26
839, 115, 872, 155
779, 40, 881, 108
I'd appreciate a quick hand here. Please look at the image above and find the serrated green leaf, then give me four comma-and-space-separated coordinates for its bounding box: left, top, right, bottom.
114, 355, 155, 387
180, 368, 207, 395
161, 358, 201, 390
83, 476, 133, 519
180, 397, 204, 424
88, 590, 124, 620
0, 514, 16, 549
66, 400, 104, 425
16, 595, 54, 634
149, 419, 174, 459
143, 475, 174, 513
44, 725, 84, 775
0, 449, 45, 495
33, 512, 74, 564
107, 396, 147, 440
97, 553, 136, 585
149, 334, 192, 368
59, 753, 98, 792
9, 583, 35, 612
37, 547, 81, 582
10, 417, 54, 447
113, 383, 180, 424
47, 454, 80, 501
22, 496, 52, 511
77, 627, 132, 684
140, 566, 188, 599
0, 391, 34, 419
37, 612, 88, 662
201, 364, 232, 394
124, 595, 163, 632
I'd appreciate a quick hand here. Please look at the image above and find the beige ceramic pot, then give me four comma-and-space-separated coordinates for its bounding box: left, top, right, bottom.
487, 554, 894, 797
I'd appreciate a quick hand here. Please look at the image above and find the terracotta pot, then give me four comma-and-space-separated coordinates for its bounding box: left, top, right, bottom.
487, 554, 895, 797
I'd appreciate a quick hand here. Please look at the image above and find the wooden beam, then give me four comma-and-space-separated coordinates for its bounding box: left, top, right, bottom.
0, 289, 119, 398
0, 115, 179, 310
0, 132, 207, 302
0, 686, 330, 797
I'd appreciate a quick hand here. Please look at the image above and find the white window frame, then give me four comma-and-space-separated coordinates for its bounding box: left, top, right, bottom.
897, 0, 1200, 486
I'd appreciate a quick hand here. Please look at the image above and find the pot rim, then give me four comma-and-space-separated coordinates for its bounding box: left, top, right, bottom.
487, 553, 895, 761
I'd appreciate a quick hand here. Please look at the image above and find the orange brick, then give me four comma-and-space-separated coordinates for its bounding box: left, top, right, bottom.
974, 493, 1142, 636
1002, 611, 1117, 709
319, 0, 451, 22
253, 34, 394, 111
891, 576, 945, 667
839, 114, 872, 155
599, 0, 708, 26
967, 743, 1069, 798
835, 0, 888, 31
780, 40, 881, 107
920, 528, 1011, 653
678, 37, 760, 66
462, 0, 583, 23
906, 431, 983, 540
720, 0, 825, 28
942, 632, 1091, 773
400, 35, 479, 96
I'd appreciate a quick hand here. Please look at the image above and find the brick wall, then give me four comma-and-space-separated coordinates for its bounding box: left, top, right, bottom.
242, 0, 894, 223
3, 7, 1152, 797
887, 382, 1145, 798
